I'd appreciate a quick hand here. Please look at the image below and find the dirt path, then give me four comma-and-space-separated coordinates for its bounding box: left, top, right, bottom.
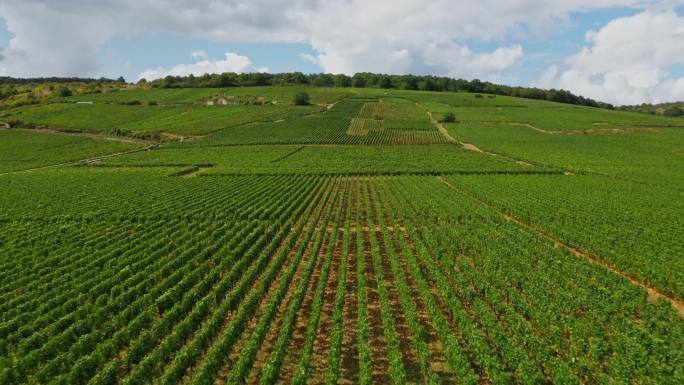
417, 105, 532, 161
417, 104, 457, 144
0, 145, 151, 176
466, 121, 667, 136
2, 127, 151, 144
436, 176, 684, 319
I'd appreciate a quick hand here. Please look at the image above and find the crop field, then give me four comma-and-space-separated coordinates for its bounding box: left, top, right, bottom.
1, 85, 683, 385
0, 130, 139, 174
445, 123, 684, 190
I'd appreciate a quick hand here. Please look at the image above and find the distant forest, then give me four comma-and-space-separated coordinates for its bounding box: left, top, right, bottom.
618, 102, 684, 117
2, 72, 682, 115
141, 72, 615, 109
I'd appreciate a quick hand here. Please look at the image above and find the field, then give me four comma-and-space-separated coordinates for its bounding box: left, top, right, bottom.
0, 130, 139, 174
1, 85, 683, 385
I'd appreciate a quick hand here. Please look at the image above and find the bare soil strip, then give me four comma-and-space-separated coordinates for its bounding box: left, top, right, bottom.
463, 121, 668, 136
294, 183, 349, 384
378, 195, 457, 384
245, 210, 335, 385
338, 182, 360, 385
391, 215, 487, 381
2, 127, 150, 144
417, 105, 457, 144
217, 181, 339, 384
417, 105, 545, 167
366, 183, 422, 383
436, 176, 684, 319
252, 183, 344, 384
359, 181, 392, 385
0, 145, 152, 176
175, 180, 332, 385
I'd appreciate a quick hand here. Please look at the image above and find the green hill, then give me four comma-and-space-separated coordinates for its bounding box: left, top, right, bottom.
1, 85, 683, 385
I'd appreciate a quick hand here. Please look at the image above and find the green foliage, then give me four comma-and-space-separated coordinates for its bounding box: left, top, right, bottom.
1, 83, 684, 385
663, 106, 684, 117
452, 174, 684, 300
4, 102, 324, 135
57, 86, 73, 97
445, 123, 684, 190
441, 111, 456, 123
293, 91, 310, 106
0, 130, 138, 173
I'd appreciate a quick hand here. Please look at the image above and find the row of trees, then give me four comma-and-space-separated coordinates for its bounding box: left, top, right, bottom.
0, 72, 628, 109
0, 76, 124, 85
140, 72, 613, 109
618, 103, 684, 117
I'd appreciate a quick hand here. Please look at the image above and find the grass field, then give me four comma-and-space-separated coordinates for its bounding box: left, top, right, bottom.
1, 85, 683, 385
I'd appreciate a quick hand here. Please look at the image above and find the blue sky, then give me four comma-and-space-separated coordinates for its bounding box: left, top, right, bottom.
99, 34, 321, 82
0, 7, 645, 83
0, 17, 12, 49
1, 1, 683, 104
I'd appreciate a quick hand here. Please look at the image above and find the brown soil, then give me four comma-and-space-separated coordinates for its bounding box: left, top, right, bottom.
338, 182, 360, 385
222, 183, 339, 385
303, 184, 349, 383
371, 220, 422, 380
392, 217, 486, 381
420, 107, 458, 144
274, 184, 347, 384
178, 181, 334, 385
505, 122, 660, 136
462, 143, 485, 153
359, 181, 392, 385
9, 127, 150, 144
0, 144, 152, 176
379, 198, 458, 384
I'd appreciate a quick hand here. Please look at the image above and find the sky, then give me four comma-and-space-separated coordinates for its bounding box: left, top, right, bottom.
1, 1, 684, 105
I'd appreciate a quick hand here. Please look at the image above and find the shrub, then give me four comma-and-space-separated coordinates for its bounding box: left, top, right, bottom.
441, 112, 456, 123
662, 106, 684, 117
57, 86, 72, 97
293, 92, 310, 106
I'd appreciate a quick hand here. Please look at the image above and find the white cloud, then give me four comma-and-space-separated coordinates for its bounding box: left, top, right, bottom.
138, 52, 268, 81
0, 0, 681, 87
539, 10, 684, 105
190, 50, 209, 61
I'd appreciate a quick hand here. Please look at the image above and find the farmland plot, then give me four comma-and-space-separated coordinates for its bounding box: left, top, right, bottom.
2, 85, 684, 385
1, 170, 683, 385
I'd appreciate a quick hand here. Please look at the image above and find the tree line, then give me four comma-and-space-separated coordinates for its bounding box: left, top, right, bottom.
139, 72, 613, 109
0, 73, 613, 109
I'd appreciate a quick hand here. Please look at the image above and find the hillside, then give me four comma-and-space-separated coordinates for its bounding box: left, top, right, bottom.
1, 85, 683, 385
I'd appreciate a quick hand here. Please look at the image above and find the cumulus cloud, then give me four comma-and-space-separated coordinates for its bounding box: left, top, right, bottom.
138, 52, 268, 81
539, 10, 684, 105
0, 0, 681, 89
190, 50, 209, 61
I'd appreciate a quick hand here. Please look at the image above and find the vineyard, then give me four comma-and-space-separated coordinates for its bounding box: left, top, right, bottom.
1, 85, 683, 385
